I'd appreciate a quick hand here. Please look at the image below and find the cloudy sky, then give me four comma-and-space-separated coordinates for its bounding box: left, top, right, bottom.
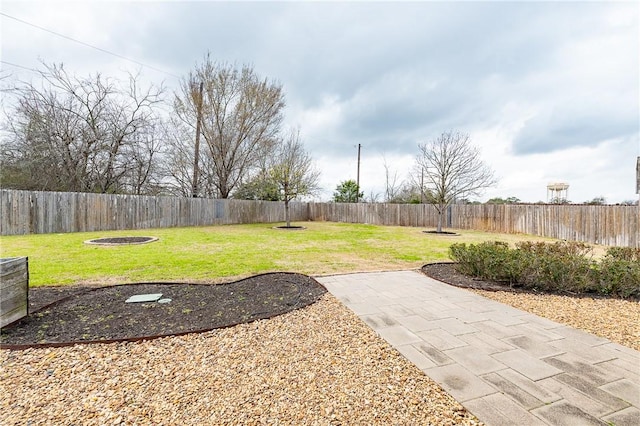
1, 1, 639, 203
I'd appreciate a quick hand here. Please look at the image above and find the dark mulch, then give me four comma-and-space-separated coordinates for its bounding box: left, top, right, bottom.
422, 231, 460, 236
421, 262, 515, 292
85, 236, 157, 245
0, 273, 326, 347
5, 264, 626, 348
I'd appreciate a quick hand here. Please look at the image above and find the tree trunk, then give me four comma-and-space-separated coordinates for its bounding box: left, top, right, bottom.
284, 200, 291, 227
437, 207, 444, 233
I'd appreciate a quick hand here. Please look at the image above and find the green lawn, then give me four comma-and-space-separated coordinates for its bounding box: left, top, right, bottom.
0, 222, 555, 287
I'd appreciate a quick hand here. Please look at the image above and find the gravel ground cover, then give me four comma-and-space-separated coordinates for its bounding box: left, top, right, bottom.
1, 295, 481, 425
423, 263, 640, 351
3, 264, 637, 425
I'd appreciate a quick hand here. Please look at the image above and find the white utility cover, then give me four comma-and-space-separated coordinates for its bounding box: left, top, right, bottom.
125, 293, 163, 303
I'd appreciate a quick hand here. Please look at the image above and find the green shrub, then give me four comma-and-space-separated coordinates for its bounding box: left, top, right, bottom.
514, 241, 597, 293
448, 240, 639, 298
449, 241, 520, 283
598, 247, 640, 298
604, 247, 640, 262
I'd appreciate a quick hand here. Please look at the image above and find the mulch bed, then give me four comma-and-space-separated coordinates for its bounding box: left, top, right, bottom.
4, 263, 629, 348
421, 262, 514, 292
421, 262, 640, 301
0, 273, 326, 347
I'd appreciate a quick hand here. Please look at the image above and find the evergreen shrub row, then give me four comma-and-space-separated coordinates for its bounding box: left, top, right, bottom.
448, 241, 640, 298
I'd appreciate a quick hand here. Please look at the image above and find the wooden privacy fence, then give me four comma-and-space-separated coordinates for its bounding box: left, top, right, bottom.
451, 204, 639, 248
1, 190, 638, 247
307, 202, 639, 247
0, 190, 308, 235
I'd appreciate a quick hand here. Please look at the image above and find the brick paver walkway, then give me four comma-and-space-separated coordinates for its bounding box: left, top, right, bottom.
316, 270, 640, 426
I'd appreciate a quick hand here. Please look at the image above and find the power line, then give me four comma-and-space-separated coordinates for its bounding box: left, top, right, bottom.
0, 60, 40, 73
0, 11, 181, 79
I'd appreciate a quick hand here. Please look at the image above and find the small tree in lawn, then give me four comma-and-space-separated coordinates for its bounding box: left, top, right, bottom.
333, 179, 363, 203
270, 130, 321, 227
416, 131, 497, 233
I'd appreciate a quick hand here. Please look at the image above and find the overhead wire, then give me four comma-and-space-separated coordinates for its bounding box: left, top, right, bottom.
0, 60, 41, 73
0, 11, 181, 79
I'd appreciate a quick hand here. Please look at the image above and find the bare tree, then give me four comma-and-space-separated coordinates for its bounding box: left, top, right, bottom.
365, 190, 381, 203
383, 156, 403, 202
269, 129, 320, 227
1, 63, 164, 194
172, 54, 285, 198
160, 119, 195, 197
233, 147, 282, 201
161, 116, 220, 198
121, 121, 165, 195
381, 157, 424, 203
387, 182, 423, 204
416, 131, 497, 232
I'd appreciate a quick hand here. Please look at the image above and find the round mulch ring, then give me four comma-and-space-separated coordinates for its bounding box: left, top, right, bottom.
84, 236, 159, 245
422, 230, 460, 236
272, 226, 306, 230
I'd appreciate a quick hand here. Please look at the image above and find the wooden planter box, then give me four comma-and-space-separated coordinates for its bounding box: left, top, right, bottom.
1, 257, 29, 328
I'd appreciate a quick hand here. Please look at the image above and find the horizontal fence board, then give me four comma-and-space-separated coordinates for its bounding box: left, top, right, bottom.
1, 190, 637, 247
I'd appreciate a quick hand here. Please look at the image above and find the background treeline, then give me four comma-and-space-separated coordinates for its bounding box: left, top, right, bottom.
0, 56, 317, 201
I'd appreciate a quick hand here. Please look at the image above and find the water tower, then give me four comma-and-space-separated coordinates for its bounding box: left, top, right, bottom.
547, 182, 569, 203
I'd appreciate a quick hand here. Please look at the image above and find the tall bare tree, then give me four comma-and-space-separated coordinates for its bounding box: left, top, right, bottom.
161, 116, 220, 198
1, 63, 164, 194
416, 131, 497, 232
269, 129, 320, 227
383, 156, 404, 203
381, 157, 424, 203
172, 54, 285, 198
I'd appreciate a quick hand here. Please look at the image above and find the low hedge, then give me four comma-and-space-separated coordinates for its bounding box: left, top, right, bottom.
449, 241, 640, 298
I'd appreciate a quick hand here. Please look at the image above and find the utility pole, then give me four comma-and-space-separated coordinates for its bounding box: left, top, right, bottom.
356, 143, 361, 202
192, 81, 204, 198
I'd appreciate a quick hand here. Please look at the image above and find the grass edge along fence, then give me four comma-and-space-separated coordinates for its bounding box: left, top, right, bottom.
1, 189, 638, 247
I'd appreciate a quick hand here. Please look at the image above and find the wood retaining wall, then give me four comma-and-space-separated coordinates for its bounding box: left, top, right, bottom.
0, 257, 29, 328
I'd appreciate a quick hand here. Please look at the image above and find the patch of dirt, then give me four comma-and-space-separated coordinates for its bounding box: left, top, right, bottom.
0, 273, 326, 347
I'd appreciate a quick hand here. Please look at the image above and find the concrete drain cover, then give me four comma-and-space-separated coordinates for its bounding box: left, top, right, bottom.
125, 293, 163, 303
158, 298, 172, 304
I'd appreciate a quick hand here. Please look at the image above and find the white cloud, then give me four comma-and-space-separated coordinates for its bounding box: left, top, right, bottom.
1, 1, 638, 203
